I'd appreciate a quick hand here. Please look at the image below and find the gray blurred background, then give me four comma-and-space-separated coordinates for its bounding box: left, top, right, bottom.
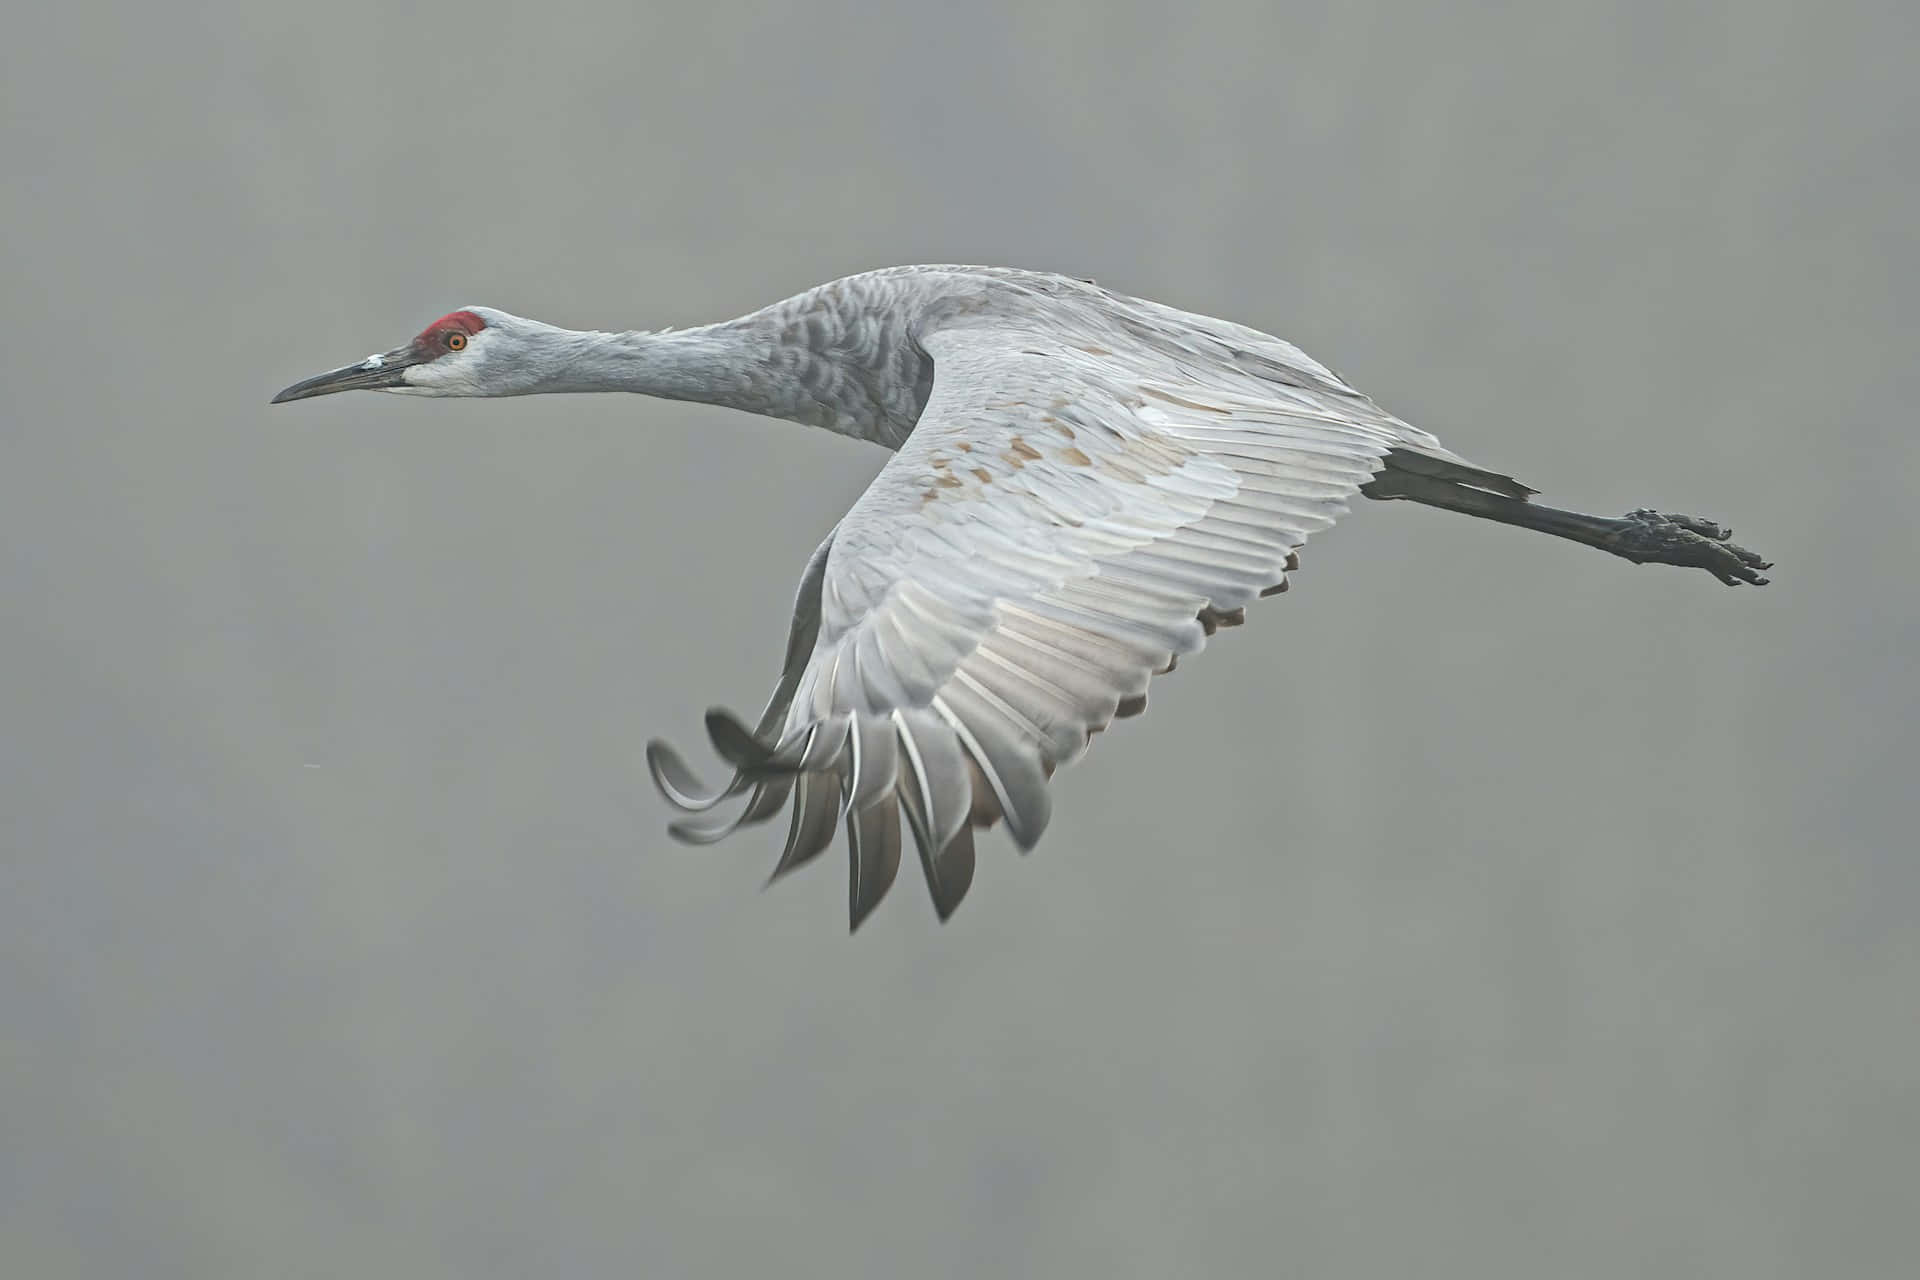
3, 2, 1915, 1275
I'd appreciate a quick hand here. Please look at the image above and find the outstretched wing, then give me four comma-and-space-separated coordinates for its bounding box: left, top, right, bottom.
648, 307, 1420, 928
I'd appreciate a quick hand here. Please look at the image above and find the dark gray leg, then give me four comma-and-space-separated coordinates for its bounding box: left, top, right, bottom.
1361, 472, 1772, 586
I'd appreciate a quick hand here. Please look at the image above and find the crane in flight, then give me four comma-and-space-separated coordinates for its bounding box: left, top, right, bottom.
273, 265, 1770, 928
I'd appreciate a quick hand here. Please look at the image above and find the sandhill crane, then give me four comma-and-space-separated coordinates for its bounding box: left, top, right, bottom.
273, 265, 1770, 928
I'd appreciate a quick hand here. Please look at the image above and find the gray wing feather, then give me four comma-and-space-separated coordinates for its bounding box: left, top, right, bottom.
770, 771, 842, 882
846, 788, 902, 931
667, 776, 793, 845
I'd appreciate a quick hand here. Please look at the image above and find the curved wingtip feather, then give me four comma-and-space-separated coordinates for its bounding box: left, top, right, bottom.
647, 738, 728, 812
705, 707, 769, 769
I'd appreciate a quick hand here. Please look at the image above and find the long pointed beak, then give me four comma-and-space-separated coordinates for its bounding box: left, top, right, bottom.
270, 345, 423, 404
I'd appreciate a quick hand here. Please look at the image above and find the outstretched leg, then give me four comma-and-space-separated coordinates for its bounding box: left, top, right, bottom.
1362, 457, 1772, 586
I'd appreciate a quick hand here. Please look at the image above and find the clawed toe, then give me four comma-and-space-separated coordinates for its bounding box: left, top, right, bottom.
1649, 512, 1728, 541
1611, 510, 1773, 586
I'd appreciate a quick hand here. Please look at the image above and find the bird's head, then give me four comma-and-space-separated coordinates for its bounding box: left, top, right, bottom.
270, 306, 558, 403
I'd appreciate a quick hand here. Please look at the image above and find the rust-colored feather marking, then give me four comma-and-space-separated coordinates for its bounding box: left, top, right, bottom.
1141, 386, 1231, 415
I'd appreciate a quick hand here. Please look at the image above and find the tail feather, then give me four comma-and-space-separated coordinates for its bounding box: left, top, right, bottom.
1371, 447, 1537, 500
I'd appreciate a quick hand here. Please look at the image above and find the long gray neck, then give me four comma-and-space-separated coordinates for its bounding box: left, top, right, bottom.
520, 317, 907, 442
527, 323, 775, 411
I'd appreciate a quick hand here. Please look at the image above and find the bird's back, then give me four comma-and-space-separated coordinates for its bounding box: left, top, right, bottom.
733, 264, 1460, 467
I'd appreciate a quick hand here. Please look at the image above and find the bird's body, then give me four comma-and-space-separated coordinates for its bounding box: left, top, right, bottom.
274, 265, 1771, 928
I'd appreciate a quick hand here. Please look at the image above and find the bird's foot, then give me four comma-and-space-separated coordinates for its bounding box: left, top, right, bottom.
1604, 510, 1773, 586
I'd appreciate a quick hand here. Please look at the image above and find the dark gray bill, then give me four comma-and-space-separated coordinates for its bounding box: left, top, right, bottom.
270, 345, 422, 404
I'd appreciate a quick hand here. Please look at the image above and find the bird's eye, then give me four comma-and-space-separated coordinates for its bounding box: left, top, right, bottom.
445, 332, 467, 351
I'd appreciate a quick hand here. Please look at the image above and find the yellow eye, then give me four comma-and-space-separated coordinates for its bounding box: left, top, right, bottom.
446, 332, 467, 351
